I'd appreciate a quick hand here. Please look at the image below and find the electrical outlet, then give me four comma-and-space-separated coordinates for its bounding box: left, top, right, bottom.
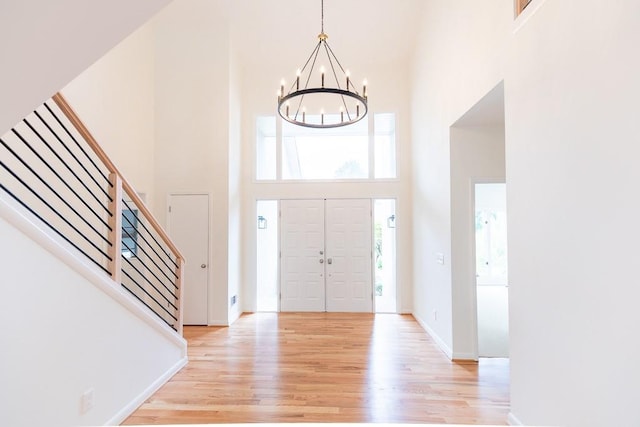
230, 295, 237, 306
436, 252, 445, 265
80, 388, 94, 414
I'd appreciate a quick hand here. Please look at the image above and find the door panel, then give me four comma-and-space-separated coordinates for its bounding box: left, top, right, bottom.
280, 199, 325, 311
168, 194, 209, 325
325, 199, 373, 312
280, 199, 372, 313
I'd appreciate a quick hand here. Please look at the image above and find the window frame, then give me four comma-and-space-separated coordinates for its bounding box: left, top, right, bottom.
254, 111, 398, 183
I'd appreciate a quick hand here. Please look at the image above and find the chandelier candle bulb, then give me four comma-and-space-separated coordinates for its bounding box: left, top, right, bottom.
357, 104, 360, 117
363, 80, 367, 98
296, 69, 301, 90
281, 80, 285, 96
321, 67, 325, 88
286, 103, 290, 117
346, 70, 351, 89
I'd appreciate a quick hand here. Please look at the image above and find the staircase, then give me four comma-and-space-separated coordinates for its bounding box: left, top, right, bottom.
0, 2, 189, 425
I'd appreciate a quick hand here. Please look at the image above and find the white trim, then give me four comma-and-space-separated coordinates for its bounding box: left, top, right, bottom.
513, 0, 548, 33
508, 412, 524, 426
413, 313, 453, 360
452, 352, 478, 361
209, 318, 231, 326
229, 307, 242, 325
0, 192, 187, 350
106, 355, 188, 426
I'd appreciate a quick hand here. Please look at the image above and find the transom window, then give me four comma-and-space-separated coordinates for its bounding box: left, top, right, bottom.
256, 113, 397, 181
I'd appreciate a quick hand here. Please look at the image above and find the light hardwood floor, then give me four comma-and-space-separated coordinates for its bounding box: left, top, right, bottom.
124, 313, 509, 425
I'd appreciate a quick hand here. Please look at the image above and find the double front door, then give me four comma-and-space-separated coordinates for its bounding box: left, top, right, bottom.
280, 199, 372, 312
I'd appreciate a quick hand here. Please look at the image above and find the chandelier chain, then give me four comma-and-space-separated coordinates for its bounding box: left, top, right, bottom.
321, 0, 324, 34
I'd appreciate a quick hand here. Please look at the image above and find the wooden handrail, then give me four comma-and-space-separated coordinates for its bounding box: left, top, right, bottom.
52, 92, 184, 262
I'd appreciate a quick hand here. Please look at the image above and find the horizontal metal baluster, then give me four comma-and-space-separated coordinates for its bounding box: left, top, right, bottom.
33, 109, 112, 215
0, 159, 112, 263
44, 102, 113, 190
0, 181, 110, 275
121, 224, 179, 299
122, 199, 179, 282
120, 248, 179, 311
123, 199, 179, 271
0, 138, 110, 245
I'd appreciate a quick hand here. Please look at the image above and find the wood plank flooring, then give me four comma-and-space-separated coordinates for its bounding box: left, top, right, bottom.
123, 313, 509, 425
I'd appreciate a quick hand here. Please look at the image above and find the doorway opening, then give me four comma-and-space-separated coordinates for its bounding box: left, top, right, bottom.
474, 183, 509, 357
256, 200, 279, 312
373, 199, 397, 313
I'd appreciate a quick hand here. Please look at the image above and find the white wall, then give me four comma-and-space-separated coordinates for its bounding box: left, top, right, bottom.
61, 24, 157, 205
0, 198, 186, 427
450, 124, 505, 359
506, 1, 640, 425
410, 0, 512, 356
153, 0, 233, 326
240, 60, 414, 314
48, 0, 242, 327
412, 0, 640, 425
228, 43, 243, 324
0, 0, 171, 135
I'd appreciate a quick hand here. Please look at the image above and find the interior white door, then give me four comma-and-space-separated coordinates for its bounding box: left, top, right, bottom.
168, 194, 209, 325
280, 199, 325, 311
325, 199, 373, 312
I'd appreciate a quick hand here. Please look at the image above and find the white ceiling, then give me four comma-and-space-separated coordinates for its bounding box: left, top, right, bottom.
229, 0, 426, 72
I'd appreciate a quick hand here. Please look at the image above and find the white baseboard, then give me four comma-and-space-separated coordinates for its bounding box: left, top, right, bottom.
209, 318, 230, 326
508, 412, 523, 426
453, 351, 478, 361
413, 313, 453, 360
106, 356, 188, 425
229, 307, 242, 325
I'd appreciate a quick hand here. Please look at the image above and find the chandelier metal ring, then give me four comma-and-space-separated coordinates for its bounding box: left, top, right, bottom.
278, 88, 368, 129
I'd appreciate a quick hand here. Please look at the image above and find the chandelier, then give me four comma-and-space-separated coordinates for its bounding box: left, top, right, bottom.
277, 0, 368, 129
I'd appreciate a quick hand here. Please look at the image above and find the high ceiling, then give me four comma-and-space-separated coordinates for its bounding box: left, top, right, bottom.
229, 0, 426, 73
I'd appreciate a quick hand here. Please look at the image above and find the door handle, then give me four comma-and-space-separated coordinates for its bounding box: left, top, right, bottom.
327, 258, 332, 264
201, 264, 207, 268
319, 259, 324, 264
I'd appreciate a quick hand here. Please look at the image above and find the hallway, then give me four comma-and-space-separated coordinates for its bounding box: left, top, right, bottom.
124, 313, 509, 424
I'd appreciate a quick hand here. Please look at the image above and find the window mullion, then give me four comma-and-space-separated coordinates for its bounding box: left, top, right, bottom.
276, 116, 283, 180
368, 112, 375, 179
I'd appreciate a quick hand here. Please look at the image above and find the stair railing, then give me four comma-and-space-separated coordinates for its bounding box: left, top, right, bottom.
0, 93, 184, 334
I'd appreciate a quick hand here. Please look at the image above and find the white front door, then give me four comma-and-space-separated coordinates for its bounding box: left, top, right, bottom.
280, 199, 372, 312
168, 194, 209, 325
325, 199, 373, 312
280, 199, 325, 311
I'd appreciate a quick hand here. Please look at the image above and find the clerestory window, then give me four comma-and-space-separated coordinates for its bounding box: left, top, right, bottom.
256, 113, 397, 181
